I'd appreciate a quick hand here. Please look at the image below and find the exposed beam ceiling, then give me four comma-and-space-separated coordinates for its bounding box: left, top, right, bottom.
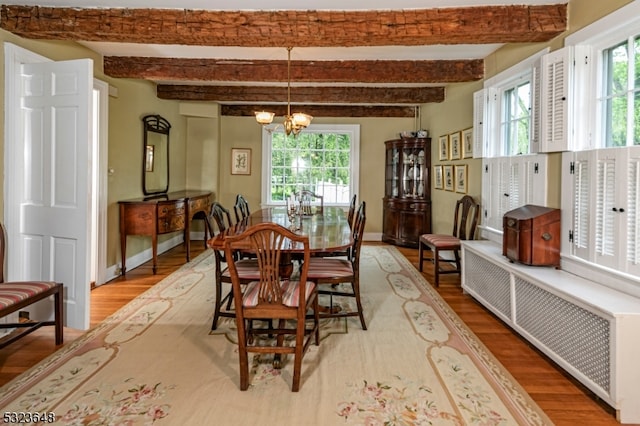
0, 2, 568, 117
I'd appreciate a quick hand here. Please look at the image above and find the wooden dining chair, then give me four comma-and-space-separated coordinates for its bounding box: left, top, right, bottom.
205, 202, 260, 330
306, 201, 367, 329
418, 195, 480, 287
233, 194, 251, 223
0, 222, 64, 349
297, 190, 323, 215
224, 222, 320, 392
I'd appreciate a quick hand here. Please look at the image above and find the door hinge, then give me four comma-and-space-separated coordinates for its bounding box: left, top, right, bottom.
569, 230, 574, 243
570, 161, 575, 174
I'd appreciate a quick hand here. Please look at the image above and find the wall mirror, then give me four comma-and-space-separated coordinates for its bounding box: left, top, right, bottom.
142, 114, 170, 195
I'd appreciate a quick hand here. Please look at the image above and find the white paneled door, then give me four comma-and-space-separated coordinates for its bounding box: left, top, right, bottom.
9, 54, 93, 330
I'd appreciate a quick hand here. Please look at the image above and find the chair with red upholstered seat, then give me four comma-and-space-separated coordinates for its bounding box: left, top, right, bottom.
224, 222, 320, 392
0, 222, 63, 349
418, 195, 480, 287
205, 202, 260, 330
306, 201, 367, 329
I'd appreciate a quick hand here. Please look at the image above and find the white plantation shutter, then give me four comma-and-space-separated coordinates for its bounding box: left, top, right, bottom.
626, 149, 640, 275
595, 151, 617, 267
541, 47, 570, 152
573, 151, 591, 261
627, 160, 639, 264
473, 89, 486, 159
530, 58, 542, 154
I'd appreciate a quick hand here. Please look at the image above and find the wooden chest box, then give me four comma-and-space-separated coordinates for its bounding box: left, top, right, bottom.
503, 205, 561, 267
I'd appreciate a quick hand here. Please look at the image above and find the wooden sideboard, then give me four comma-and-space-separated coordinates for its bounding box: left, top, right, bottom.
119, 190, 212, 275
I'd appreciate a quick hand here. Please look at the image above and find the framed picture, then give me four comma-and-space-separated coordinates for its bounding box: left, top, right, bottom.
438, 135, 449, 161
462, 128, 473, 158
231, 148, 251, 175
443, 165, 454, 191
145, 145, 154, 172
433, 165, 443, 189
450, 131, 462, 160
455, 164, 468, 193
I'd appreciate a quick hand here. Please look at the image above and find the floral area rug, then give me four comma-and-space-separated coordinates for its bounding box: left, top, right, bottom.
0, 246, 552, 425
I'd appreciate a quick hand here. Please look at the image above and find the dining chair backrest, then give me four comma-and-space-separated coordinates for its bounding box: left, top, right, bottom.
207, 201, 233, 236
0, 221, 5, 282
350, 201, 366, 266
234, 194, 251, 223
224, 222, 311, 307
347, 194, 357, 227
297, 190, 323, 215
452, 195, 480, 241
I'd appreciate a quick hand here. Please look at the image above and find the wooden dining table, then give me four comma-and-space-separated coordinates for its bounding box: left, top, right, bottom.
207, 206, 353, 255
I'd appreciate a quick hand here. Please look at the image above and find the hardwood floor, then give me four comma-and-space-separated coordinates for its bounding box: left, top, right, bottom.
0, 241, 622, 425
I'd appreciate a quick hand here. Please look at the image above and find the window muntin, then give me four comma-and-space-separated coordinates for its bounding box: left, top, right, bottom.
601, 36, 640, 147
262, 124, 359, 206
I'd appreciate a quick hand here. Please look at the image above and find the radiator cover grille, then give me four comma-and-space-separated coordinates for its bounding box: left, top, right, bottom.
464, 251, 512, 318
514, 277, 611, 393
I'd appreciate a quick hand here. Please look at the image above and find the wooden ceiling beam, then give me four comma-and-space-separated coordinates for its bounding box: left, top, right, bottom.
157, 85, 445, 103
1, 5, 567, 46
106, 57, 482, 83
221, 104, 419, 118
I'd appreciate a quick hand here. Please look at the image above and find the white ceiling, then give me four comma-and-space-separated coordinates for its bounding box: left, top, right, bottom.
2, 1, 565, 61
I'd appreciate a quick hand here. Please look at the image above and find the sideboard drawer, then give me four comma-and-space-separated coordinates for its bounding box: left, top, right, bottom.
158, 213, 186, 233
158, 201, 185, 218
189, 195, 210, 212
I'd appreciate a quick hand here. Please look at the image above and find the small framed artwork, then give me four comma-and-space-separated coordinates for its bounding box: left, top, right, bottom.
231, 148, 251, 175
145, 145, 154, 172
455, 164, 468, 194
462, 128, 473, 158
450, 131, 462, 160
443, 165, 454, 191
433, 165, 443, 189
438, 135, 449, 161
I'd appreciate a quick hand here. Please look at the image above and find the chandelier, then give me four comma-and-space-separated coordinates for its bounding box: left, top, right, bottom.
255, 47, 313, 137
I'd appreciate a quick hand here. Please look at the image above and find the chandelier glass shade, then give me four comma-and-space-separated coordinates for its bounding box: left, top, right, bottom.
255, 47, 313, 137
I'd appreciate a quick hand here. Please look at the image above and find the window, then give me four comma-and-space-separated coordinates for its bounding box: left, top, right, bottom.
600, 36, 640, 147
475, 51, 547, 243
261, 124, 360, 206
501, 80, 532, 156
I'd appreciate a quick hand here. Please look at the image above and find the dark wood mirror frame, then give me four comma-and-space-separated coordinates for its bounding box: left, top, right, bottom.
142, 114, 170, 196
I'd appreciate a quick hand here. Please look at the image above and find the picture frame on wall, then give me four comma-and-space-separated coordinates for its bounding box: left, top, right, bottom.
455, 164, 468, 193
443, 165, 454, 191
462, 128, 473, 158
438, 135, 449, 161
433, 165, 443, 189
450, 131, 462, 160
231, 148, 251, 175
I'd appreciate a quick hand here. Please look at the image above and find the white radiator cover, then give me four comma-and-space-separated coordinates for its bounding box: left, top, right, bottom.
462, 241, 640, 424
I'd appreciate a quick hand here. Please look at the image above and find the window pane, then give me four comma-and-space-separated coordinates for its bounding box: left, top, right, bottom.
607, 42, 628, 96
609, 96, 628, 147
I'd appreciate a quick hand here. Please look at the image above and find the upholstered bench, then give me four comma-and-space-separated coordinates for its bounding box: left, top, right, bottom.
0, 281, 63, 349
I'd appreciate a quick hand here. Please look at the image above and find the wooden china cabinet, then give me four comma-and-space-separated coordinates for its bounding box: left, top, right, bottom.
382, 137, 432, 248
